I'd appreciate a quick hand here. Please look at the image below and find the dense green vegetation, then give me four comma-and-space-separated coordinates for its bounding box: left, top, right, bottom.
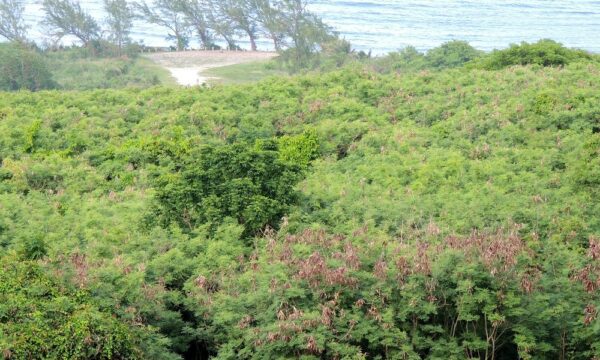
46, 47, 175, 89
0, 258, 151, 359
372, 39, 599, 74
0, 43, 56, 91
474, 39, 595, 70
0, 41, 599, 359
0, 42, 174, 91
148, 142, 305, 237
202, 39, 600, 85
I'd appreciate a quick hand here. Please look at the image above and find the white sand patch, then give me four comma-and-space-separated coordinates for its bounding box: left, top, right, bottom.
166, 67, 217, 86
145, 50, 278, 86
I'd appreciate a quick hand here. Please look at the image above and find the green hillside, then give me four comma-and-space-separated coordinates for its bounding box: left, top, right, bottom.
1, 52, 599, 358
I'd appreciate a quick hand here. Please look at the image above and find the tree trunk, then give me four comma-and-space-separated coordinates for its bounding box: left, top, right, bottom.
248, 31, 257, 51
198, 29, 210, 49
176, 33, 185, 51
224, 36, 236, 50
270, 32, 281, 51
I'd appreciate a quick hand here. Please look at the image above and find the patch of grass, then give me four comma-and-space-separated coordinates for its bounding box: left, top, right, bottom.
202, 60, 287, 84
46, 51, 175, 90
134, 57, 177, 85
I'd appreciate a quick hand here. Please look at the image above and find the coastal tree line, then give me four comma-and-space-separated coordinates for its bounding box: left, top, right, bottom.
0, 0, 336, 67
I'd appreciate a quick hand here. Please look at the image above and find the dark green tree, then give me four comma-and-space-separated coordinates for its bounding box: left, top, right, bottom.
149, 143, 302, 237
424, 40, 483, 69
374, 45, 427, 72
476, 39, 594, 70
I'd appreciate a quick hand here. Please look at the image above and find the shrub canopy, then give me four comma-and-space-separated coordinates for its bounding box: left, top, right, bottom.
0, 43, 56, 91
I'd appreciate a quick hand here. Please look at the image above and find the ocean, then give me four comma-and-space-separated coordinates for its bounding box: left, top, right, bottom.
20, 0, 600, 54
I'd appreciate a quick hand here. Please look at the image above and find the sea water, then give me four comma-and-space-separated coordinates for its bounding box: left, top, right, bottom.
20, 0, 600, 54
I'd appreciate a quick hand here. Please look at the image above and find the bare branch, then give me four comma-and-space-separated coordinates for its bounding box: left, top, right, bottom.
0, 0, 28, 42
41, 0, 101, 46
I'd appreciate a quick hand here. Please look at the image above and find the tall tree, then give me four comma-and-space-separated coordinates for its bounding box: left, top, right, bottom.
0, 0, 28, 42
176, 0, 213, 49
104, 0, 134, 54
41, 0, 100, 46
251, 0, 285, 51
206, 0, 238, 50
278, 0, 334, 69
220, 0, 259, 51
136, 0, 189, 51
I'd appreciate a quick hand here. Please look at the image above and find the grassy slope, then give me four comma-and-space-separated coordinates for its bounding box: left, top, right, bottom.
46, 52, 176, 90
201, 60, 288, 84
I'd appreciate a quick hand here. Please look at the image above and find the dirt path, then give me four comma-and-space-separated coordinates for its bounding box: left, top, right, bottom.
144, 50, 278, 86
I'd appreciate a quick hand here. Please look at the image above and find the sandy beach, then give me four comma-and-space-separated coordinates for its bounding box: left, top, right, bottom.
144, 50, 278, 86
